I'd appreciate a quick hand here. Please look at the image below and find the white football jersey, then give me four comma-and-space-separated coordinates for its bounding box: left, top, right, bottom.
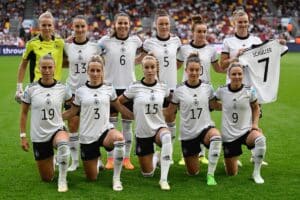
22, 80, 72, 142
215, 84, 257, 143
73, 83, 117, 144
222, 34, 261, 84
123, 79, 169, 138
177, 43, 218, 82
65, 40, 102, 94
238, 40, 288, 103
171, 81, 215, 140
98, 35, 142, 89
143, 35, 182, 90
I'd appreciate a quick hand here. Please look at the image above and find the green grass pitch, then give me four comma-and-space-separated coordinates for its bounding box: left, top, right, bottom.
0, 53, 299, 199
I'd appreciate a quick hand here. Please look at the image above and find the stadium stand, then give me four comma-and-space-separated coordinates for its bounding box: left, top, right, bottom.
0, 0, 298, 46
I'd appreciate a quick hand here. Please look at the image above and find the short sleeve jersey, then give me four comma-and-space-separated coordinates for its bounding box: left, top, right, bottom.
98, 35, 142, 89
22, 80, 71, 142
22, 35, 65, 82
177, 43, 218, 82
65, 39, 101, 94
215, 84, 257, 142
73, 82, 117, 144
171, 81, 215, 140
123, 79, 169, 138
143, 35, 182, 90
238, 40, 288, 103
222, 34, 261, 84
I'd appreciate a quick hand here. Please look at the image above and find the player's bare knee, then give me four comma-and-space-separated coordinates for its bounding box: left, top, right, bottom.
86, 174, 98, 181
114, 133, 124, 142
187, 168, 199, 176
226, 170, 238, 176
141, 169, 155, 177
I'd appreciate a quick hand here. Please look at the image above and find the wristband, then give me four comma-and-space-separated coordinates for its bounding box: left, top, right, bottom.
17, 83, 23, 91
20, 133, 26, 138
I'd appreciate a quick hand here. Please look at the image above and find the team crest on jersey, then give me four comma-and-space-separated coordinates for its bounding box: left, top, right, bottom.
193, 94, 199, 106
94, 98, 100, 105
150, 90, 155, 101
164, 49, 168, 55
233, 98, 237, 109
120, 47, 126, 53
193, 98, 199, 106
45, 93, 52, 106
78, 50, 83, 60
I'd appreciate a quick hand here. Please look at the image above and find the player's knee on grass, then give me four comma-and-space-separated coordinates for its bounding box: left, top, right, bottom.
186, 167, 199, 176
225, 159, 238, 176
141, 169, 155, 177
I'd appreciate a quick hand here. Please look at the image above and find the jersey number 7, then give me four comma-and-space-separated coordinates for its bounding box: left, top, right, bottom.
257, 57, 269, 82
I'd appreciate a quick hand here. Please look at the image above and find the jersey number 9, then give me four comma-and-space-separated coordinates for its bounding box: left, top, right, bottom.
232, 112, 238, 123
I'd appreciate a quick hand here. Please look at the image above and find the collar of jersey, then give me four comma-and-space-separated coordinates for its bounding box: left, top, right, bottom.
185, 80, 201, 88
115, 34, 129, 41
156, 34, 170, 41
39, 35, 55, 41
141, 78, 157, 87
86, 81, 103, 89
38, 79, 57, 88
190, 41, 206, 49
228, 84, 244, 92
235, 33, 250, 40
73, 38, 89, 45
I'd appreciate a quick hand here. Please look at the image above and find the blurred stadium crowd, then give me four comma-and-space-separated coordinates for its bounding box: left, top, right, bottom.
0, 0, 299, 47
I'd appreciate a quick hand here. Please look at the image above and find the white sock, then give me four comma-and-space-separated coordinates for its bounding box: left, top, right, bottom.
108, 117, 118, 159
253, 136, 266, 177
57, 141, 70, 182
160, 133, 172, 182
69, 132, 79, 165
121, 119, 132, 158
113, 141, 125, 181
153, 152, 160, 170
199, 143, 206, 157
110, 117, 119, 128
167, 122, 176, 141
207, 136, 222, 175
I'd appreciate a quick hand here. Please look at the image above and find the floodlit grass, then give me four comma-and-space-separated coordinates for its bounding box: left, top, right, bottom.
0, 53, 299, 199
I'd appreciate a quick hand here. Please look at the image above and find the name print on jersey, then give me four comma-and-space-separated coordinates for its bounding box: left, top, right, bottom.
252, 47, 272, 57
